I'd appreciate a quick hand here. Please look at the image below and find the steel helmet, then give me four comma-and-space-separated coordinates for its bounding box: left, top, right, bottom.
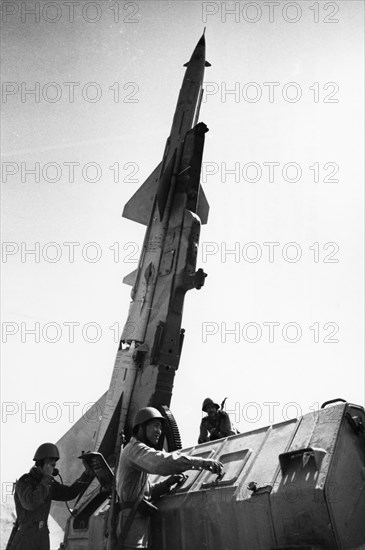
202, 398, 219, 412
33, 443, 60, 461
133, 407, 165, 430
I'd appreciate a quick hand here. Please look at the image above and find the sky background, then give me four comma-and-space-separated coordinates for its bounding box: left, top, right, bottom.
1, 0, 364, 542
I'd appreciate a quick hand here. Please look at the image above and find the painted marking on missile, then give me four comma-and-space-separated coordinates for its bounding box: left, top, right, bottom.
146, 237, 164, 252
144, 262, 154, 282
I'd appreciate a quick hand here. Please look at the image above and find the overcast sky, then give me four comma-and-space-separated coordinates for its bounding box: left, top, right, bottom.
1, 0, 364, 519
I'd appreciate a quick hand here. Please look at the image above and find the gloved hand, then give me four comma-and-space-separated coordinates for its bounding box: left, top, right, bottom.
166, 474, 186, 487
84, 457, 99, 473
202, 459, 223, 475
209, 429, 222, 441
79, 451, 96, 474
151, 475, 186, 500
80, 456, 96, 482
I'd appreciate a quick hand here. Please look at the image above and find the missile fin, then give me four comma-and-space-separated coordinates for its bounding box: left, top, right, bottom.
185, 61, 211, 68
122, 162, 162, 225
53, 392, 107, 527
123, 268, 138, 287
197, 185, 209, 225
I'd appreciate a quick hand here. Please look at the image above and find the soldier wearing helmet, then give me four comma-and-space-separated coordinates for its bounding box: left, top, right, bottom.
198, 397, 237, 444
116, 406, 223, 549
9, 442, 94, 550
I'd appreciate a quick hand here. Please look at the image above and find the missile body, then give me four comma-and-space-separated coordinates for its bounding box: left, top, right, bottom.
122, 32, 210, 351
105, 32, 211, 436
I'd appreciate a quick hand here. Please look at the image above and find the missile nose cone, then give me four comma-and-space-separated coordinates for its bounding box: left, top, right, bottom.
197, 29, 206, 47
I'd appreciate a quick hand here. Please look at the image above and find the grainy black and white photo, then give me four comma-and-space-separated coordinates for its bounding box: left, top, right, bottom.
1, 1, 364, 549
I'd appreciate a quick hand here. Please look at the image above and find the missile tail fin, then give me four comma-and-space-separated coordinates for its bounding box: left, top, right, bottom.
122, 162, 162, 225
197, 185, 209, 225
123, 268, 138, 287
53, 392, 107, 528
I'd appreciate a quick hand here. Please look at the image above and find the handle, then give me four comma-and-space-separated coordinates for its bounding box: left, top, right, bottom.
279, 447, 326, 475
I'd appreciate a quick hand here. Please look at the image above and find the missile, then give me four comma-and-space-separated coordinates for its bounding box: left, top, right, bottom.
101, 30, 211, 445
54, 34, 211, 531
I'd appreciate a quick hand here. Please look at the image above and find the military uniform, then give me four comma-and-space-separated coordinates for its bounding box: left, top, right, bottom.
10, 466, 92, 550
116, 437, 209, 549
198, 409, 237, 444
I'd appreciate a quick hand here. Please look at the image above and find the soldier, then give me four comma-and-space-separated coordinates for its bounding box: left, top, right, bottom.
115, 407, 223, 549
198, 397, 237, 444
9, 442, 94, 550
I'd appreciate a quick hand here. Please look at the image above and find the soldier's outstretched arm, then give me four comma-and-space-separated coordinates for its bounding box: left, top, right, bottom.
128, 441, 222, 477
51, 470, 95, 501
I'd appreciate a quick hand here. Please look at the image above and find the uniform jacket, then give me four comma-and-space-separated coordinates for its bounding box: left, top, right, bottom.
116, 437, 206, 549
198, 409, 237, 444
10, 466, 92, 550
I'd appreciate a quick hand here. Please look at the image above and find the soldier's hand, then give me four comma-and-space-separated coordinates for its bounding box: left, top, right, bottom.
41, 463, 54, 477
209, 429, 223, 441
81, 452, 97, 475
167, 474, 186, 487
203, 459, 223, 475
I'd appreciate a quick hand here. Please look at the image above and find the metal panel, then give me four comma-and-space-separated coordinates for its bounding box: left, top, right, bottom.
153, 405, 365, 549
326, 404, 365, 549
201, 448, 251, 488
271, 404, 345, 549
233, 420, 298, 549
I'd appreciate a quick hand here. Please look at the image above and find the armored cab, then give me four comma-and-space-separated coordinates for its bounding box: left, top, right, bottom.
60, 400, 364, 549
149, 400, 365, 550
